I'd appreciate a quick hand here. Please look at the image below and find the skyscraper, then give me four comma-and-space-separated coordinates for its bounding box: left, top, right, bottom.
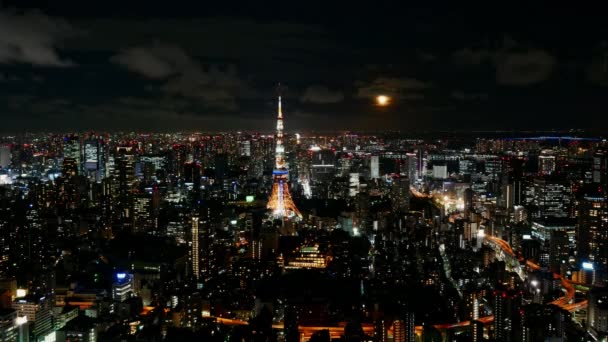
370, 155, 380, 179
190, 216, 199, 280
267, 94, 301, 220
577, 193, 608, 283
0, 145, 10, 170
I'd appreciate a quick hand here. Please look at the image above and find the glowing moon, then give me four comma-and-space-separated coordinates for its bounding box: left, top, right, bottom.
376, 95, 390, 106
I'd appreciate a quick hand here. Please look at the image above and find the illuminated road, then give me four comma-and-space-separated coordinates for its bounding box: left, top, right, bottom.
211, 316, 374, 341
485, 235, 586, 312
209, 229, 586, 341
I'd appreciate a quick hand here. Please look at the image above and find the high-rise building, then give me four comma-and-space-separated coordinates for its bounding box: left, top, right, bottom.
267, 94, 301, 220
0, 145, 10, 170
549, 230, 569, 274
370, 155, 380, 179
239, 140, 251, 157
83, 135, 107, 181
587, 287, 608, 338
112, 273, 134, 302
493, 289, 522, 342
593, 149, 607, 186
406, 152, 417, 182
390, 175, 410, 213
190, 216, 200, 280
432, 165, 447, 179
577, 193, 608, 282
538, 152, 556, 175
63, 134, 81, 165
531, 176, 572, 218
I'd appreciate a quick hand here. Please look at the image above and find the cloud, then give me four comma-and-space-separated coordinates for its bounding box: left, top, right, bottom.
111, 44, 193, 79
452, 42, 556, 86
300, 85, 344, 104
450, 90, 488, 101
452, 48, 492, 65
495, 49, 555, 86
587, 43, 608, 86
0, 9, 74, 66
111, 44, 253, 111
356, 77, 430, 99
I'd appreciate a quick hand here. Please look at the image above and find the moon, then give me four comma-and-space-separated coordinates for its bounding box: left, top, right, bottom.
376, 95, 390, 106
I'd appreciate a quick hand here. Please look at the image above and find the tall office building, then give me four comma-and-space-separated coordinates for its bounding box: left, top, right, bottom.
493, 289, 523, 342
391, 175, 410, 213
549, 230, 569, 274
112, 273, 133, 302
577, 193, 608, 283
406, 152, 417, 182
83, 135, 107, 181
538, 152, 556, 175
0, 145, 10, 170
531, 176, 572, 218
587, 287, 608, 338
370, 155, 380, 179
63, 135, 81, 165
190, 216, 200, 280
593, 149, 607, 186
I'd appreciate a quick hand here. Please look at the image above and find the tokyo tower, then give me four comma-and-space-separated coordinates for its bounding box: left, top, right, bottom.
267, 93, 302, 220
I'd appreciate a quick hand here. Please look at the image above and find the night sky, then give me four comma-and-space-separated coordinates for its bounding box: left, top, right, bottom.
1, 2, 607, 132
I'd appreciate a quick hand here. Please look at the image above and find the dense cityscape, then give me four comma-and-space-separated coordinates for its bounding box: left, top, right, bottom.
2, 2, 608, 342
0, 92, 606, 341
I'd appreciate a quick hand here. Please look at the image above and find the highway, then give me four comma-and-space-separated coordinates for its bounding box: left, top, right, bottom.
485, 235, 587, 312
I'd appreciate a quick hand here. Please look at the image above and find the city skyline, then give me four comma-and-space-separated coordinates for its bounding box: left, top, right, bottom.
1, 3, 608, 342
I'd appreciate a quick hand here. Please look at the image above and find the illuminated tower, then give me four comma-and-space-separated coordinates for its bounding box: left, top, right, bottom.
267, 94, 302, 220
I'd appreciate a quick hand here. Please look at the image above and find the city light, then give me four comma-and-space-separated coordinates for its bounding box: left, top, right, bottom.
15, 316, 27, 326
0, 7, 603, 339
376, 95, 390, 106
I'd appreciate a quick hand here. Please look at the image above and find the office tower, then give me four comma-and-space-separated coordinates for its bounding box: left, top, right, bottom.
391, 175, 410, 213
577, 192, 608, 283
184, 161, 202, 192
240, 140, 251, 157
0, 308, 18, 341
63, 134, 81, 164
12, 295, 53, 340
190, 216, 200, 280
538, 152, 556, 175
593, 149, 607, 186
406, 152, 417, 182
113, 146, 136, 211
112, 273, 134, 302
522, 304, 568, 341
0, 145, 10, 170
349, 173, 360, 197
267, 94, 301, 220
133, 193, 153, 232
587, 287, 608, 338
83, 135, 107, 181
62, 157, 79, 178
531, 176, 572, 218
493, 289, 522, 342
432, 165, 447, 179
498, 178, 514, 210
549, 230, 569, 274
370, 155, 380, 179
